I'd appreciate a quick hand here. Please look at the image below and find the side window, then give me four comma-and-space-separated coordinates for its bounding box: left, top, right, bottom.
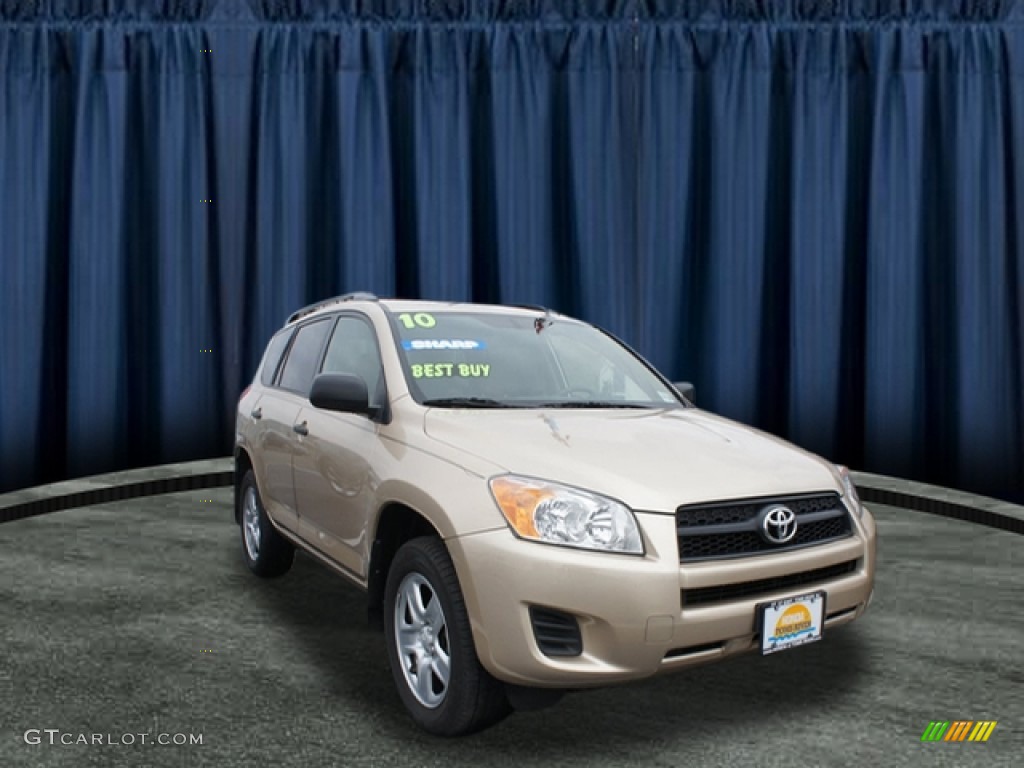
321, 316, 385, 408
278, 318, 331, 396
260, 328, 294, 387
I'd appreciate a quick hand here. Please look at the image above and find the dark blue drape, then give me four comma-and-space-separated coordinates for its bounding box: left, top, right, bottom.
638, 1, 1024, 500
1, 0, 1022, 502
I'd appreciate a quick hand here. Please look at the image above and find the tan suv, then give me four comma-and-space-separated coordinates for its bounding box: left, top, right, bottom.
234, 293, 876, 736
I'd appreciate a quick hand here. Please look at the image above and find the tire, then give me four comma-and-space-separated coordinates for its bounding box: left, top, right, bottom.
238, 470, 294, 578
384, 537, 511, 736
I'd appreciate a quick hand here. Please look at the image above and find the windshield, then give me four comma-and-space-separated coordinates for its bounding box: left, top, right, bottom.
389, 310, 684, 409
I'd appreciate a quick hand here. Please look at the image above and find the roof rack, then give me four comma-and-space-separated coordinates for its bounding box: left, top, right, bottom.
285, 292, 379, 325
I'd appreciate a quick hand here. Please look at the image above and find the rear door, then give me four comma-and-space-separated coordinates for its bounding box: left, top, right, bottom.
256, 317, 333, 531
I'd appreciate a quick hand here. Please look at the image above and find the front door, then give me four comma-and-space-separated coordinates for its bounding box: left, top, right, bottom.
292, 314, 387, 579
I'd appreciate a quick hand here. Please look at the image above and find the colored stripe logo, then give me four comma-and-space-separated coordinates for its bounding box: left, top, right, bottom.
921, 721, 997, 742
967, 722, 998, 742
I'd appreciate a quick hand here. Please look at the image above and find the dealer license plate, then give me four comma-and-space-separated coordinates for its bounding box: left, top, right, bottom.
758, 590, 826, 655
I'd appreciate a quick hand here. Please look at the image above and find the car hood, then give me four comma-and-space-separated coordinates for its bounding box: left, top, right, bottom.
423, 407, 841, 513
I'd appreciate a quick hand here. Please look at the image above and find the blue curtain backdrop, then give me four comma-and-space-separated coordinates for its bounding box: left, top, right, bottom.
0, 0, 1022, 501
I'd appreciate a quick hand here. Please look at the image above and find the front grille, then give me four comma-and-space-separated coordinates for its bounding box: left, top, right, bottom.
677, 492, 853, 561
529, 607, 582, 657
681, 559, 859, 607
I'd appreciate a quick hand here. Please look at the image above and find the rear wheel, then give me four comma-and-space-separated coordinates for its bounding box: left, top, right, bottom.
239, 470, 294, 578
384, 537, 510, 736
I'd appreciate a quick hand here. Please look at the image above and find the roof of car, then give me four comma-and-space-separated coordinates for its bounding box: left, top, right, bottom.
285, 293, 565, 326
379, 299, 555, 316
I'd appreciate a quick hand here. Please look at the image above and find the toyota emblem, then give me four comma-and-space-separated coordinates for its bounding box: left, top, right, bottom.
760, 505, 798, 544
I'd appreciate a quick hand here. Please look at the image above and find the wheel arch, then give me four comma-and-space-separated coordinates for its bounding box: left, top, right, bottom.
367, 501, 444, 629
234, 445, 254, 525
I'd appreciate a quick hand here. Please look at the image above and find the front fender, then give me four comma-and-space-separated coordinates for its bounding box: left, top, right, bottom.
372, 462, 505, 541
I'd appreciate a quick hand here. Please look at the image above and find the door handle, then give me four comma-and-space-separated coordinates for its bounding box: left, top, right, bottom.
250, 407, 262, 420
293, 421, 309, 436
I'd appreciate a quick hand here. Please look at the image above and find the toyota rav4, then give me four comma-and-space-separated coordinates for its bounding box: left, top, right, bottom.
234, 293, 876, 736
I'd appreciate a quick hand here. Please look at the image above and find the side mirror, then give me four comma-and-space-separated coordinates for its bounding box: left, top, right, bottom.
310, 373, 372, 416
673, 381, 696, 405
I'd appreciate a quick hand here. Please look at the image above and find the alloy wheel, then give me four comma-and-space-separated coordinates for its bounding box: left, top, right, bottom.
394, 572, 451, 708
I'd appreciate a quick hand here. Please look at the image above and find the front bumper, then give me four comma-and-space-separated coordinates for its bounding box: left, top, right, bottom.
447, 505, 876, 688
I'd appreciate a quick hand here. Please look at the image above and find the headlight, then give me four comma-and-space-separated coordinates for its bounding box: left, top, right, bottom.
488, 475, 644, 555
837, 465, 863, 516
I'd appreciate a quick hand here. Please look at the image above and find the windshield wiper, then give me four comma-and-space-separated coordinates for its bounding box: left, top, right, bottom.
534, 401, 655, 409
421, 397, 521, 409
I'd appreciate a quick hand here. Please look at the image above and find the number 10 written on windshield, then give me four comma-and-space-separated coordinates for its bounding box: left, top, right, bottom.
398, 313, 436, 329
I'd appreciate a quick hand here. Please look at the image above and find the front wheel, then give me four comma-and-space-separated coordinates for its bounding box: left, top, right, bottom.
384, 537, 510, 736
